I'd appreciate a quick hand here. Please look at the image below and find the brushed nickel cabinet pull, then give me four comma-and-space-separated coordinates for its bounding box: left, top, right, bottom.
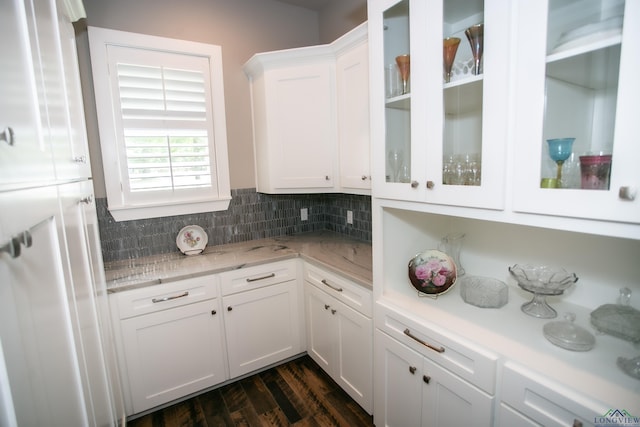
1, 127, 15, 146
404, 328, 445, 353
411, 180, 419, 188
246, 272, 276, 282
321, 279, 343, 292
152, 291, 189, 303
426, 180, 435, 189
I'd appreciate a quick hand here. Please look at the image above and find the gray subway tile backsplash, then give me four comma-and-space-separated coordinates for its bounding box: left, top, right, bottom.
97, 188, 372, 262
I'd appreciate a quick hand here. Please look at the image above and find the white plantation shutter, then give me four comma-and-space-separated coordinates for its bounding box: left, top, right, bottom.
108, 46, 217, 199
89, 27, 230, 221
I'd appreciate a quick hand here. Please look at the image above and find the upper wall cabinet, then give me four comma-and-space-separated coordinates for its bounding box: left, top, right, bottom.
0, 0, 91, 192
512, 0, 640, 225
244, 23, 370, 195
369, 0, 510, 209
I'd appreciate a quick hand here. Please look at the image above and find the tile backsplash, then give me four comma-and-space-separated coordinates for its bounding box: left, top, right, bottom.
97, 188, 371, 262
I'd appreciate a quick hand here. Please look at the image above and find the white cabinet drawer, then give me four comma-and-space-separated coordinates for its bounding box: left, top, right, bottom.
304, 262, 372, 317
501, 361, 607, 427
219, 259, 297, 296
375, 300, 498, 394
114, 275, 218, 319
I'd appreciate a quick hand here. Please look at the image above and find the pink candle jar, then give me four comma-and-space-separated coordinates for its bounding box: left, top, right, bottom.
579, 155, 612, 190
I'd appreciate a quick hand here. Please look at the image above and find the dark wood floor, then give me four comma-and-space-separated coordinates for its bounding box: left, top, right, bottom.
127, 355, 374, 427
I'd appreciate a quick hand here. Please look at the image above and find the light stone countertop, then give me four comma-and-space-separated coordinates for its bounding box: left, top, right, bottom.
104, 231, 372, 293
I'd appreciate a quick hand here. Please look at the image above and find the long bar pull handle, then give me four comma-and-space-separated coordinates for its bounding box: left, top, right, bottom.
321, 279, 343, 292
404, 328, 445, 353
152, 291, 189, 303
246, 272, 275, 282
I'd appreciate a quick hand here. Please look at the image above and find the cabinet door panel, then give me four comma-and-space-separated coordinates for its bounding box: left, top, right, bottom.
421, 357, 493, 427
335, 299, 373, 413
305, 283, 333, 371
224, 281, 302, 378
374, 330, 422, 427
267, 65, 336, 190
121, 299, 225, 413
0, 0, 54, 190
512, 0, 640, 224
337, 41, 371, 192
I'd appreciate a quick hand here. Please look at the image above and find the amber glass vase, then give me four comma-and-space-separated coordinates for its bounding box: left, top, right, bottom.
443, 37, 461, 83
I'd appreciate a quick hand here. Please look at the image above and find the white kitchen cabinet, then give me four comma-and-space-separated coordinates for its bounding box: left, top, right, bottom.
512, 0, 640, 225
244, 23, 369, 195
497, 361, 608, 427
336, 26, 371, 194
245, 51, 337, 193
375, 329, 494, 427
0, 0, 55, 191
368, 0, 510, 209
304, 264, 373, 413
113, 276, 226, 414
220, 260, 304, 378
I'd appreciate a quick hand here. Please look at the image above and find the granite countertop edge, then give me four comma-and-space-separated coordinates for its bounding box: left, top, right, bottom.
105, 231, 372, 293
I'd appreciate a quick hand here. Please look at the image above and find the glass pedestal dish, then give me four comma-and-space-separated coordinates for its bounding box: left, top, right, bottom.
509, 264, 579, 319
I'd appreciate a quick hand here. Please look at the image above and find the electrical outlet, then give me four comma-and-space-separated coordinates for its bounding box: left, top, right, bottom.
347, 210, 353, 224
301, 208, 308, 221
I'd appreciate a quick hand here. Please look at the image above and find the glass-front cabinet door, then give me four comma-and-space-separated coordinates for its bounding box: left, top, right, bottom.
513, 0, 640, 224
369, 0, 510, 209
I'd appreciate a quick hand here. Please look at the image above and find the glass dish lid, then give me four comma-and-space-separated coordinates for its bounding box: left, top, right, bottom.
543, 312, 595, 351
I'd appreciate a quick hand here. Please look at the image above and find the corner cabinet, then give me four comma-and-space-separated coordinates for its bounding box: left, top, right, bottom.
368, 0, 510, 209
512, 0, 640, 225
304, 263, 373, 413
244, 23, 370, 195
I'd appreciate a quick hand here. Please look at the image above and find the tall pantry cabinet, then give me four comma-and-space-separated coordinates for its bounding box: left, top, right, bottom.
0, 0, 124, 425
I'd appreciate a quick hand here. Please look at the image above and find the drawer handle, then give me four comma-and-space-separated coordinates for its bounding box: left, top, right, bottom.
409, 366, 417, 375
321, 279, 343, 292
324, 304, 330, 310
423, 375, 431, 384
573, 420, 583, 427
246, 272, 276, 282
152, 291, 189, 303
404, 328, 445, 353
331, 309, 336, 315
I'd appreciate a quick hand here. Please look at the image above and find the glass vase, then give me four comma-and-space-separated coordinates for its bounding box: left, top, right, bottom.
438, 232, 466, 276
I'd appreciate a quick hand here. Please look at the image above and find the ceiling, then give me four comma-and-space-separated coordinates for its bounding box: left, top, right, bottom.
272, 0, 334, 11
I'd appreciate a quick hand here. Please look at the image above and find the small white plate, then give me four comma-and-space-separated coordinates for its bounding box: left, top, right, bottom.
176, 225, 208, 255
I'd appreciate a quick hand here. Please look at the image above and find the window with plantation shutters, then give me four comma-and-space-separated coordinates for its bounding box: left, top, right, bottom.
88, 27, 230, 221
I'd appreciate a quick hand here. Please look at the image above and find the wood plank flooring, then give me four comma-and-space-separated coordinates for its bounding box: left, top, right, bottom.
127, 355, 374, 427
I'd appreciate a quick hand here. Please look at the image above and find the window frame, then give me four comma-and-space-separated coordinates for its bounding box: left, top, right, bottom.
88, 26, 231, 221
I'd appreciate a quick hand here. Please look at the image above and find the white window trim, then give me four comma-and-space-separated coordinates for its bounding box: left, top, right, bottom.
88, 26, 231, 222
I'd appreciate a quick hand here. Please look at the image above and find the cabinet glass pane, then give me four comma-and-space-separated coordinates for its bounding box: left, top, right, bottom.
541, 0, 624, 190
384, 0, 411, 183
442, 1, 484, 187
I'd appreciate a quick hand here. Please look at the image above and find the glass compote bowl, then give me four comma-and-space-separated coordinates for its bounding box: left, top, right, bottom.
509, 264, 578, 318
547, 138, 575, 187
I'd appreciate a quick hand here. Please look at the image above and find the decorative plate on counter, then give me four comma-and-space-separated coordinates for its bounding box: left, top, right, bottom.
408, 249, 457, 298
176, 225, 208, 255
